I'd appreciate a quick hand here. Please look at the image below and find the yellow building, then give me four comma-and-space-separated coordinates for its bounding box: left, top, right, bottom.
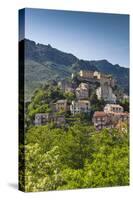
55, 100, 68, 112
79, 70, 94, 79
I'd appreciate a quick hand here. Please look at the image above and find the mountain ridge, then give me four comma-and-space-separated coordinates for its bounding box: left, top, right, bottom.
19, 39, 129, 99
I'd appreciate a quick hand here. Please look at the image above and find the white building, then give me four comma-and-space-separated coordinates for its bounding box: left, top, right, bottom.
75, 83, 89, 100
93, 71, 101, 79
70, 100, 91, 115
103, 104, 129, 126
96, 85, 116, 103
55, 100, 68, 112
104, 104, 124, 113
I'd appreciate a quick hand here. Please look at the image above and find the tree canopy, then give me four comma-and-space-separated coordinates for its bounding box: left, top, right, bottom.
19, 123, 129, 192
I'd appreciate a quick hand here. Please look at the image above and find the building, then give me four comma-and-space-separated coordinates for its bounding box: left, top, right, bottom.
79, 82, 89, 89
92, 110, 129, 131
79, 70, 94, 79
34, 113, 65, 126
55, 100, 68, 112
104, 104, 124, 113
94, 71, 111, 80
70, 100, 91, 115
75, 82, 89, 100
93, 71, 101, 79
92, 104, 129, 130
104, 104, 129, 126
34, 113, 52, 126
96, 85, 116, 103
110, 112, 129, 125
92, 111, 113, 130
94, 71, 115, 86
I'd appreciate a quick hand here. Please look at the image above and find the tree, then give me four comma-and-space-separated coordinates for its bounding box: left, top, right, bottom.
22, 145, 62, 192
64, 91, 75, 103
119, 99, 129, 112
21, 111, 129, 191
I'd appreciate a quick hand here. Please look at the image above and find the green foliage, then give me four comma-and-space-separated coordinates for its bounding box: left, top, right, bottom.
19, 123, 129, 191
27, 86, 65, 121
64, 91, 75, 103
119, 99, 129, 112
24, 145, 62, 192
90, 93, 105, 116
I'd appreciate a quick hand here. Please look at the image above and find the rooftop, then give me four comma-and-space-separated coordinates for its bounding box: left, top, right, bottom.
56, 100, 67, 103
78, 100, 90, 103
112, 112, 129, 116
105, 104, 123, 108
93, 111, 107, 117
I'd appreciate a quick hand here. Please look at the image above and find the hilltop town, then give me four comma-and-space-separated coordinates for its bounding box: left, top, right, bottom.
26, 70, 129, 131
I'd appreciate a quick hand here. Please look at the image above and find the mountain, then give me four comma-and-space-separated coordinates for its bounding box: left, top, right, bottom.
24, 39, 78, 66
19, 39, 129, 100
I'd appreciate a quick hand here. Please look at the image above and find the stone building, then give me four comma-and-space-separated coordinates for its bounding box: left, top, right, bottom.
55, 100, 68, 112
70, 100, 91, 115
96, 85, 116, 103
95, 71, 116, 103
79, 70, 94, 79
94, 71, 115, 87
104, 104, 124, 113
35, 113, 52, 126
92, 111, 113, 130
109, 112, 129, 126
75, 82, 89, 100
92, 104, 129, 130
34, 113, 65, 126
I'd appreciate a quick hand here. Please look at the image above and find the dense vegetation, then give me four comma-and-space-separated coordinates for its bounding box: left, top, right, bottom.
19, 123, 129, 192
26, 84, 75, 124
19, 83, 129, 192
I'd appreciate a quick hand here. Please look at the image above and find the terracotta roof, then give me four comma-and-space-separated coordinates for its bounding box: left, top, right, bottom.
93, 111, 107, 117
113, 112, 129, 116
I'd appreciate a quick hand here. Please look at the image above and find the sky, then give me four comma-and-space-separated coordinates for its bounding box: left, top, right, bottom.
21, 8, 129, 67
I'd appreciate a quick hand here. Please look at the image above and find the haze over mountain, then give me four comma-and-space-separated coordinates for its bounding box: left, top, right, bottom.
20, 39, 129, 100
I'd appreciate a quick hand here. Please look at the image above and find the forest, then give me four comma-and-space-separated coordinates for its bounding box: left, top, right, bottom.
19, 122, 129, 192
19, 83, 129, 192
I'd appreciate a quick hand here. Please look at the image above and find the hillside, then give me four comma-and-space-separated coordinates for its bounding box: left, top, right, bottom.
19, 39, 129, 100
